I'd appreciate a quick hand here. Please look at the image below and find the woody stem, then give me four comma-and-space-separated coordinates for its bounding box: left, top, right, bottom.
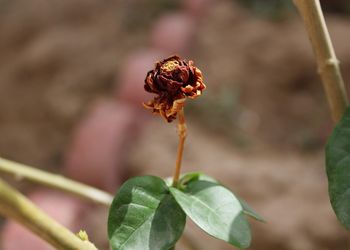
172, 109, 187, 187
0, 157, 113, 206
0, 178, 98, 250
293, 0, 348, 122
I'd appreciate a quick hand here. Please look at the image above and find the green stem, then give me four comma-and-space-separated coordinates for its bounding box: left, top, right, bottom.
0, 157, 113, 206
293, 0, 348, 122
0, 178, 98, 250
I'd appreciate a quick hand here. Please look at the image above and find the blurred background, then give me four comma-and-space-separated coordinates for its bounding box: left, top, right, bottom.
0, 0, 350, 249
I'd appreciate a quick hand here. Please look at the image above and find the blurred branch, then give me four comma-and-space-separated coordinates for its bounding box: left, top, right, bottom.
293, 0, 348, 122
0, 178, 98, 250
0, 157, 113, 206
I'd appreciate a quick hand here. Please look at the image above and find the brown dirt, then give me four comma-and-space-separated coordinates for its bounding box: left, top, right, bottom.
1, 0, 350, 249
0, 0, 148, 168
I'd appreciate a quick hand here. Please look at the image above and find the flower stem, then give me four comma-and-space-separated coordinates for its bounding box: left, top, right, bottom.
0, 157, 113, 206
0, 178, 98, 250
172, 109, 187, 187
293, 0, 348, 122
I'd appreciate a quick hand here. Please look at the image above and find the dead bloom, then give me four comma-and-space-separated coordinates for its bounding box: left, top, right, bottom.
143, 55, 206, 122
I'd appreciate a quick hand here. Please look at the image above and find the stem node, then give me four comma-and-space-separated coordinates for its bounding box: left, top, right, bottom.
293, 0, 348, 122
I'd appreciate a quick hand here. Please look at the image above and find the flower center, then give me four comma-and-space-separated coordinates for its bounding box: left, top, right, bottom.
161, 60, 178, 72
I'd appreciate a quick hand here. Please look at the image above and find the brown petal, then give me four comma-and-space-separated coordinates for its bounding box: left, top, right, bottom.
166, 98, 185, 120
175, 66, 190, 83
143, 55, 205, 122
181, 85, 194, 94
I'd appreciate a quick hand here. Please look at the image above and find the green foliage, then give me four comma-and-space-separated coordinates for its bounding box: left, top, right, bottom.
177, 172, 265, 222
108, 176, 186, 250
108, 173, 264, 249
170, 181, 251, 248
326, 107, 350, 230
239, 198, 265, 222
164, 171, 218, 187
76, 230, 89, 241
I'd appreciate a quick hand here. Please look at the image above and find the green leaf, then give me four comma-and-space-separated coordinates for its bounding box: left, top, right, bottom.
108, 176, 186, 250
169, 180, 251, 248
178, 172, 218, 186
238, 198, 265, 222
164, 172, 218, 188
174, 172, 265, 222
326, 107, 350, 230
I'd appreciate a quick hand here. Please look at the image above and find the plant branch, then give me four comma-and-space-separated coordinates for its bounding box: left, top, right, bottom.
293, 0, 348, 122
0, 178, 98, 250
0, 157, 113, 206
172, 109, 187, 187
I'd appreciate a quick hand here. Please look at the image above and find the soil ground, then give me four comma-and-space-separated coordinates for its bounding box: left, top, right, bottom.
1, 1, 350, 249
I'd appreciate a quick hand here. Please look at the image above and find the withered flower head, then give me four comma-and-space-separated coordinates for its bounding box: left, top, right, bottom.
143, 55, 206, 122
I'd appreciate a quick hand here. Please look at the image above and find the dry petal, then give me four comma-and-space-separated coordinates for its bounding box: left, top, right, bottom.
143, 55, 206, 122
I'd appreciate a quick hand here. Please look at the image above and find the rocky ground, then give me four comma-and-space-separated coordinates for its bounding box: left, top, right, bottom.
0, 0, 350, 249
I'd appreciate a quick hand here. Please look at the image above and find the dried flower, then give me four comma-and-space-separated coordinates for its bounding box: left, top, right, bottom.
143, 55, 206, 122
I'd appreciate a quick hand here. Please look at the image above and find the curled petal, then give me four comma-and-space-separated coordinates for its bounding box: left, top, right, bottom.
166, 98, 186, 118
181, 85, 194, 94
143, 55, 206, 122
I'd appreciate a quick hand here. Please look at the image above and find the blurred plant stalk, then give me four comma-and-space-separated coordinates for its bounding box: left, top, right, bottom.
0, 156, 200, 250
0, 178, 98, 250
293, 0, 348, 122
0, 157, 113, 206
